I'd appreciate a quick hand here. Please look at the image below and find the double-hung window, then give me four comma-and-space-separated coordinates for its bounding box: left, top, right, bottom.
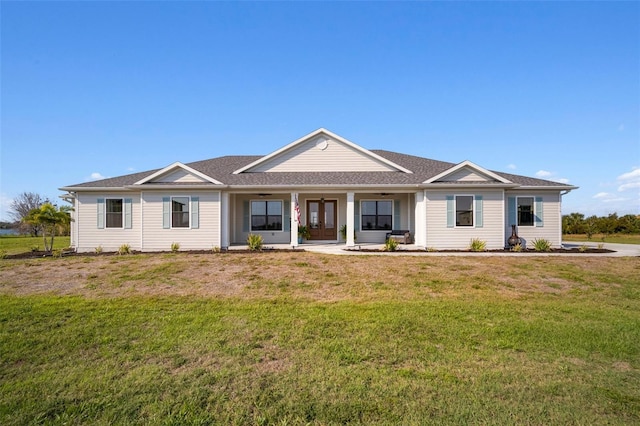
517, 197, 534, 226
361, 200, 392, 230
172, 197, 190, 228
251, 200, 283, 231
455, 195, 474, 227
106, 199, 123, 228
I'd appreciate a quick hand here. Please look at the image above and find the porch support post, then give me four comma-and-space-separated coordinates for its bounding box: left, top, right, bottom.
290, 192, 299, 248
221, 191, 230, 250
346, 192, 355, 247
414, 190, 426, 247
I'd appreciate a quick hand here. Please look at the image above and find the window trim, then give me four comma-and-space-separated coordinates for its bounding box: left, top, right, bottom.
454, 194, 475, 228
359, 199, 393, 231
516, 196, 535, 227
250, 199, 284, 232
171, 196, 191, 229
105, 198, 124, 229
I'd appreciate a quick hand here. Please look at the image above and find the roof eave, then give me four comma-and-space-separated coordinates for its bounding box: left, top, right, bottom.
59, 186, 132, 192
514, 185, 579, 191
421, 183, 520, 189
124, 184, 228, 190
226, 183, 423, 191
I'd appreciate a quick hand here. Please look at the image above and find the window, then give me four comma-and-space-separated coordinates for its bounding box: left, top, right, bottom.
518, 197, 534, 226
456, 195, 473, 227
172, 197, 190, 228
361, 200, 392, 230
251, 200, 282, 231
106, 199, 123, 228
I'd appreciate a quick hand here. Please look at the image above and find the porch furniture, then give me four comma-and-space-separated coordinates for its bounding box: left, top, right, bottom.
385, 230, 412, 244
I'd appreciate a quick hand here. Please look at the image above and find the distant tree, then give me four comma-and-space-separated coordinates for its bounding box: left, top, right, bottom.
9, 192, 47, 236
22, 203, 71, 252
563, 212, 640, 237
584, 215, 599, 239
562, 212, 586, 234
618, 214, 640, 234
598, 213, 619, 236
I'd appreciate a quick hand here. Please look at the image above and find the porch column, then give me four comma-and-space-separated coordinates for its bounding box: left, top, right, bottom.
290, 192, 299, 247
221, 191, 230, 249
414, 191, 426, 247
346, 192, 355, 247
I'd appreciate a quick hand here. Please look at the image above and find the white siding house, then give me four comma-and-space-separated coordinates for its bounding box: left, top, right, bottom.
60, 128, 576, 252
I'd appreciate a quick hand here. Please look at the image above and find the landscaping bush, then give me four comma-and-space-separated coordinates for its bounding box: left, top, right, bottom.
247, 233, 263, 251
532, 238, 552, 252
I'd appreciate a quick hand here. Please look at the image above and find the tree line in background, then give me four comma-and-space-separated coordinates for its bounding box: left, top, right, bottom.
563, 212, 640, 237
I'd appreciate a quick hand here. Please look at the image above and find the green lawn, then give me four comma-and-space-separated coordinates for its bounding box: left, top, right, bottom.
0, 235, 71, 255
1, 253, 638, 425
563, 233, 640, 245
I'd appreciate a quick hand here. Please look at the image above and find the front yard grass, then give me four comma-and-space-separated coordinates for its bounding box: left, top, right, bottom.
1, 253, 639, 424
0, 235, 71, 255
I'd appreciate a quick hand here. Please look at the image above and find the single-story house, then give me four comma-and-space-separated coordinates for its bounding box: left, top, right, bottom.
60, 128, 577, 252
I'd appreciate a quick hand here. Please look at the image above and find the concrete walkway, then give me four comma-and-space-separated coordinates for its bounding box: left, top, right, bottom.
235, 241, 640, 257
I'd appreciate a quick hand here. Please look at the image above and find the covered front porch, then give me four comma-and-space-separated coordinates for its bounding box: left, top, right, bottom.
222, 191, 421, 249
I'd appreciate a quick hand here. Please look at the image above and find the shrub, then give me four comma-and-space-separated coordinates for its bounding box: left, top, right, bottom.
0, 249, 6, 259
511, 243, 523, 252
579, 244, 588, 253
247, 234, 263, 251
469, 238, 487, 252
171, 242, 180, 253
31, 245, 40, 252
384, 238, 399, 252
339, 224, 357, 241
532, 238, 552, 252
95, 246, 103, 254
212, 246, 221, 253
52, 248, 63, 258
117, 244, 131, 255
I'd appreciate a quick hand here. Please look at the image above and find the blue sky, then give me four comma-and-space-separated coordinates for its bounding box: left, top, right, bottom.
1, 1, 638, 221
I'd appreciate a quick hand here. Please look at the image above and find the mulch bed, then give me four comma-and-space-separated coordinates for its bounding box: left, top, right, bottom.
2, 248, 304, 260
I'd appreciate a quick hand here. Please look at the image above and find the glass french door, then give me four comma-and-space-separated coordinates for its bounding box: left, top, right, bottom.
307, 200, 337, 240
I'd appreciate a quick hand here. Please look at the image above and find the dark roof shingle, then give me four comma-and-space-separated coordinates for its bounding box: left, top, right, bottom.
62, 151, 571, 189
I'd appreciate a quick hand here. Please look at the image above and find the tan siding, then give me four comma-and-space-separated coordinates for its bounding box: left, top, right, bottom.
154, 169, 207, 183
75, 193, 142, 253
251, 136, 397, 172
505, 191, 562, 248
439, 167, 492, 182
425, 190, 505, 250
141, 192, 220, 251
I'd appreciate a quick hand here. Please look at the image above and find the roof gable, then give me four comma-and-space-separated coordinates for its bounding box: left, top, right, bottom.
233, 128, 413, 174
134, 162, 223, 185
424, 160, 512, 184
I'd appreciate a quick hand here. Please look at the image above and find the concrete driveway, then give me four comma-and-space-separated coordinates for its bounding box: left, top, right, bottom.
299, 242, 640, 257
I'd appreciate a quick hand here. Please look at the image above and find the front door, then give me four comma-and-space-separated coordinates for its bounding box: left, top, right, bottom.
307, 200, 337, 240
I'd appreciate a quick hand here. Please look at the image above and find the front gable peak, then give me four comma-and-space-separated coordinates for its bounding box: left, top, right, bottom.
424, 160, 512, 184
134, 162, 223, 185
233, 128, 413, 174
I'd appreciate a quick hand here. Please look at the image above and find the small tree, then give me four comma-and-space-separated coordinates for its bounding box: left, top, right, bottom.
23, 203, 72, 252
9, 192, 46, 236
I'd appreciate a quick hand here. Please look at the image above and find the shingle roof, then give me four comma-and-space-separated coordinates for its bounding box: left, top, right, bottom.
61, 150, 571, 189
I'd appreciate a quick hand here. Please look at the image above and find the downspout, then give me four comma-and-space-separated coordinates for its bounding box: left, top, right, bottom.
140, 191, 144, 252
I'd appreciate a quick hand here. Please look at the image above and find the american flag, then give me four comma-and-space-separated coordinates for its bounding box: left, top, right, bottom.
294, 195, 301, 224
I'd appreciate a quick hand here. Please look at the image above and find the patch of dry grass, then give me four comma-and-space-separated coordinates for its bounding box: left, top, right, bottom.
1, 252, 637, 302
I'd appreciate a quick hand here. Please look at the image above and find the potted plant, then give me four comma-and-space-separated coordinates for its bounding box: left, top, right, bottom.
297, 225, 311, 243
